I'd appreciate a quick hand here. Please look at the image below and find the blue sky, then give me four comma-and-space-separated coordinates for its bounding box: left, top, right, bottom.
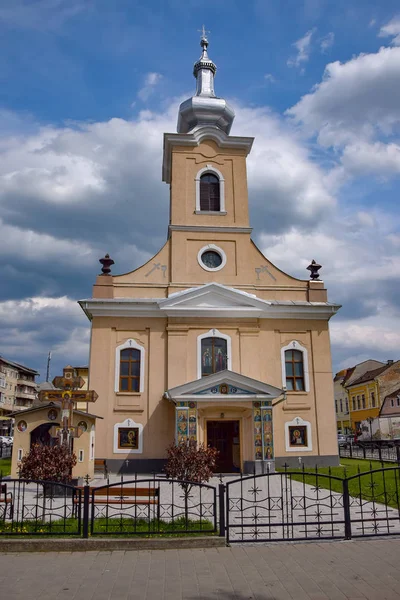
1, 0, 400, 381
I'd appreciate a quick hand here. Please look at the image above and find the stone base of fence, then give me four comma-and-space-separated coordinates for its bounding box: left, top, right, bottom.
0, 536, 226, 553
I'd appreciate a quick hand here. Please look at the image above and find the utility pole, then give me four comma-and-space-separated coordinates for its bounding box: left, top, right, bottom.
46, 351, 52, 382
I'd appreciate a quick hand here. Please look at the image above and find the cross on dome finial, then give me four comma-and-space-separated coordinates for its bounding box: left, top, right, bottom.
198, 24, 210, 43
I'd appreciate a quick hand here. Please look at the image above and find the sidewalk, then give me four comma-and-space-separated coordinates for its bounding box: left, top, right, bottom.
1, 538, 400, 600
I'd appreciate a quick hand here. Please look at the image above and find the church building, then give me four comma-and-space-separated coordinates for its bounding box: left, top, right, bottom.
79, 34, 340, 473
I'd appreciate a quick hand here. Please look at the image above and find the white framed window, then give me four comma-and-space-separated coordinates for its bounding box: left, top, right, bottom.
114, 339, 145, 393
197, 329, 232, 379
90, 425, 95, 460
78, 449, 84, 462
281, 340, 310, 392
195, 165, 225, 213
17, 448, 23, 461
113, 418, 143, 454
285, 416, 312, 452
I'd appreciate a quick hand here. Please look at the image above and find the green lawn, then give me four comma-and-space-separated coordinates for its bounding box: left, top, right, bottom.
0, 457, 11, 477
280, 458, 400, 509
0, 516, 215, 537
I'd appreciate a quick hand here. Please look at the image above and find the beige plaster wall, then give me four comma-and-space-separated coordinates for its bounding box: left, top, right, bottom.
88, 315, 338, 467
170, 140, 250, 228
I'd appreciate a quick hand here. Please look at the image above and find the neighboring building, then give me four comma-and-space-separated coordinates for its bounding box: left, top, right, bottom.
0, 356, 39, 435
346, 360, 400, 433
10, 364, 99, 479
334, 370, 350, 433
334, 360, 384, 434
379, 387, 400, 439
79, 35, 341, 473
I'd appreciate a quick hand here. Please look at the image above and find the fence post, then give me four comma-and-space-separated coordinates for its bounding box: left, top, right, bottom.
82, 485, 90, 539
396, 445, 400, 465
218, 483, 226, 538
378, 445, 382, 463
349, 443, 352, 459
342, 479, 352, 540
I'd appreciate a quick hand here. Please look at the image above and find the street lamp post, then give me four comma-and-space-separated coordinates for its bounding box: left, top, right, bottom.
366, 416, 374, 441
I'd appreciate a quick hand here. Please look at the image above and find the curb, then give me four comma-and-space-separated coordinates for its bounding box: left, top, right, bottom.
0, 536, 226, 553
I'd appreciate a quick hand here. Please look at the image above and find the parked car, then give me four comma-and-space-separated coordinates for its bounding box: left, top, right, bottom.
0, 435, 12, 447
337, 434, 354, 447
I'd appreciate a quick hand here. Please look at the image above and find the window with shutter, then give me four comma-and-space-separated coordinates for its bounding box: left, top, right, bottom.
199, 173, 220, 211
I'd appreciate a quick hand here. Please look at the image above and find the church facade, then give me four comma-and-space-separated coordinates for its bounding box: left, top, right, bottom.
80, 35, 340, 473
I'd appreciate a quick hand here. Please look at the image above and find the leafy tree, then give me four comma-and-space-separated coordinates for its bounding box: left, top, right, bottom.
164, 441, 218, 499
19, 444, 77, 483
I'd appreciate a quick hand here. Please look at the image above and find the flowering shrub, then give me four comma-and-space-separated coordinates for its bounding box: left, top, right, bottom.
19, 444, 77, 483
164, 442, 218, 497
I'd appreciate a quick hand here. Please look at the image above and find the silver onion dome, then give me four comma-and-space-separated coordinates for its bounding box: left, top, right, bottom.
177, 31, 235, 135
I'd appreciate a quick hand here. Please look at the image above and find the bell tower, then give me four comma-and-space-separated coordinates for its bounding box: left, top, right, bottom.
163, 31, 254, 284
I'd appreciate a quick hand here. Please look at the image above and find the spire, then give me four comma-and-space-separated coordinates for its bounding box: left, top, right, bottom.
193, 26, 216, 97
177, 29, 235, 135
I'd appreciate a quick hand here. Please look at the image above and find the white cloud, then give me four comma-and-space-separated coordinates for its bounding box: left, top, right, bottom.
379, 15, 400, 46
331, 317, 400, 353
137, 72, 163, 102
287, 46, 400, 148
320, 32, 334, 53
264, 73, 276, 83
232, 105, 335, 229
287, 29, 316, 70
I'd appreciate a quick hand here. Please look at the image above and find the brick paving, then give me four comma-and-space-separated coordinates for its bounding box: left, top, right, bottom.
1, 538, 400, 599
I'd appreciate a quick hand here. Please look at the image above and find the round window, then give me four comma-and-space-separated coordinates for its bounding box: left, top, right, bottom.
201, 251, 222, 269
198, 245, 227, 272
17, 420, 27, 433
78, 421, 88, 433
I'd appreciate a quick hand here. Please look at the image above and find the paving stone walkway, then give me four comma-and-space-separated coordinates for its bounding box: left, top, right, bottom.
1, 538, 400, 600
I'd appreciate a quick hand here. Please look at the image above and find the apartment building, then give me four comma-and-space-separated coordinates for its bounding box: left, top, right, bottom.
0, 356, 39, 434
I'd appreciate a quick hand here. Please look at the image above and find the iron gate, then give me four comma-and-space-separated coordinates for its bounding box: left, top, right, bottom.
225, 467, 400, 543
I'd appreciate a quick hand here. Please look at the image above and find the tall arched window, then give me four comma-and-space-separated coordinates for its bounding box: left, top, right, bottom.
201, 337, 227, 376
200, 173, 220, 211
285, 349, 305, 391
119, 348, 141, 392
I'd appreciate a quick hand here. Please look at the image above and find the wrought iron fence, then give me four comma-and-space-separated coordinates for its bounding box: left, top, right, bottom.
0, 478, 82, 535
1, 467, 400, 542
339, 443, 400, 463
87, 476, 218, 536
226, 469, 345, 543
225, 466, 400, 543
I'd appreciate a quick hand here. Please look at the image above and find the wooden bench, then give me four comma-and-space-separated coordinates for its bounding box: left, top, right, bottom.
73, 486, 160, 520
94, 459, 108, 478
0, 483, 13, 520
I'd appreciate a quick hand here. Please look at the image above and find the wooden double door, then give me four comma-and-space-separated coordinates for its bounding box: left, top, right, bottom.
206, 420, 240, 473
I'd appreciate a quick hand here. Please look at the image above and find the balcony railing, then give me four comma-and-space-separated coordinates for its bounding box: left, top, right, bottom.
15, 390, 37, 400
17, 378, 37, 388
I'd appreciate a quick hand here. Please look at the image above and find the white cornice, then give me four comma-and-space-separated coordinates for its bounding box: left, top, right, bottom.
169, 225, 252, 234
162, 127, 254, 183
165, 369, 284, 400
78, 283, 340, 321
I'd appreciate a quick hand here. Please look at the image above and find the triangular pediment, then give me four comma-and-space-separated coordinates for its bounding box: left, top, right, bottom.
166, 370, 284, 402
159, 283, 270, 316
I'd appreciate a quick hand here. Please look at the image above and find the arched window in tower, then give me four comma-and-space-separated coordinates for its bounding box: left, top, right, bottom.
284, 349, 305, 391
119, 348, 141, 392
201, 337, 227, 376
199, 173, 220, 211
